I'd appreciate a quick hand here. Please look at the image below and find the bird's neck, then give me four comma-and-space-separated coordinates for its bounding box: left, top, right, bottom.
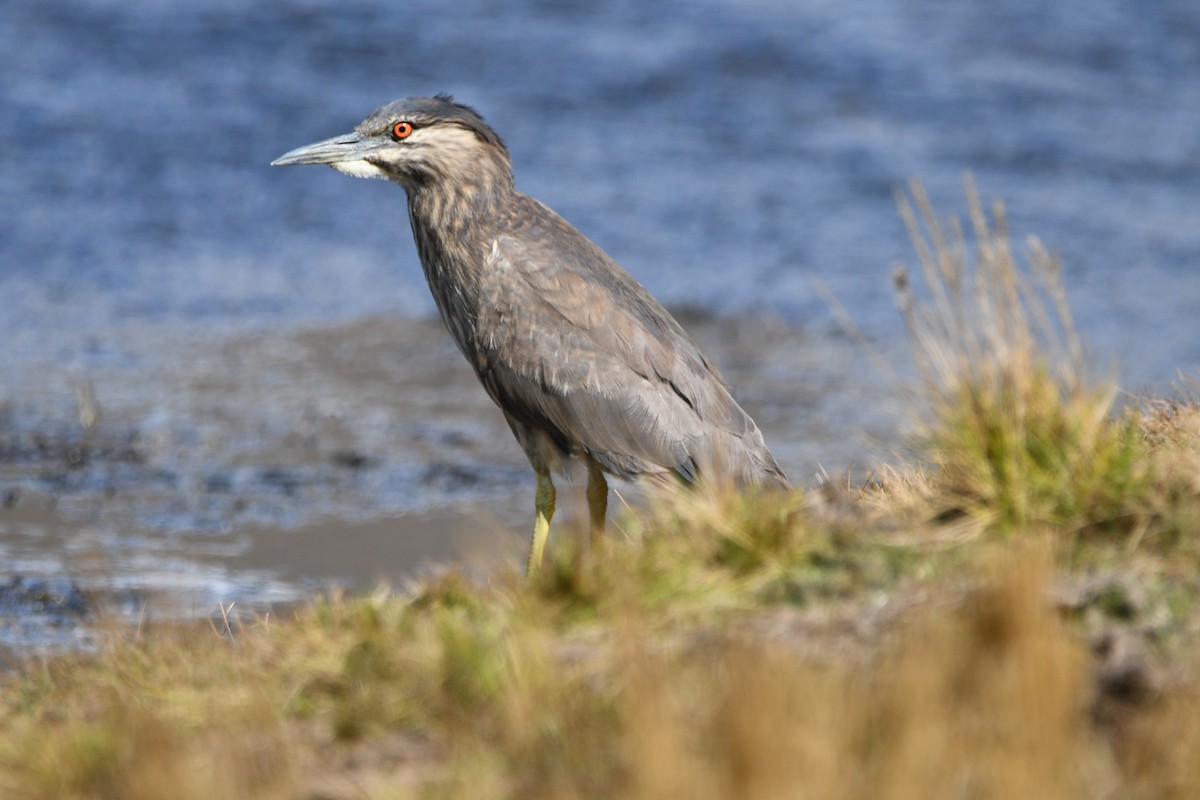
404, 174, 514, 346
407, 178, 506, 236
407, 173, 513, 266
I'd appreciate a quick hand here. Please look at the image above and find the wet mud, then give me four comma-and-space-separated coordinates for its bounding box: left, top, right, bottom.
0, 312, 899, 648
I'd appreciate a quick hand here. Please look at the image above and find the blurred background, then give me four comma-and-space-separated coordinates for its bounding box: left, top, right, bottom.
1, 0, 1197, 647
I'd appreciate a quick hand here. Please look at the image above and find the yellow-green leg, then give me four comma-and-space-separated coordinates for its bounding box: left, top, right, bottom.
527, 472, 556, 576
586, 458, 608, 547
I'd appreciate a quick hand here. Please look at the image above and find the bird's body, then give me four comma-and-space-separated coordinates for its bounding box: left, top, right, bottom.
274, 95, 788, 573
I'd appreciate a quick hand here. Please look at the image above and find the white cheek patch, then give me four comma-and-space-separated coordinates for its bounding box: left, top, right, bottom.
330, 160, 388, 180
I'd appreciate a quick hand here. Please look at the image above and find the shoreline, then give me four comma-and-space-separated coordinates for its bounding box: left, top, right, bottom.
0, 311, 899, 649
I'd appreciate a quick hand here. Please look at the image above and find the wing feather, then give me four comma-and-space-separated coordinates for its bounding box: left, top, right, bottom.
470, 195, 787, 487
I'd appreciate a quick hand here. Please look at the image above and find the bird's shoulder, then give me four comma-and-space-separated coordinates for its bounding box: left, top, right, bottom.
484, 193, 702, 371
475, 194, 760, 438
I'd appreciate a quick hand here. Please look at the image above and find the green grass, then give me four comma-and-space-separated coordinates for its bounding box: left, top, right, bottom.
890, 178, 1197, 560
2, 180, 1199, 798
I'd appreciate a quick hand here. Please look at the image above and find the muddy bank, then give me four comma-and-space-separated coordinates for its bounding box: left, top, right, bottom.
0, 312, 901, 648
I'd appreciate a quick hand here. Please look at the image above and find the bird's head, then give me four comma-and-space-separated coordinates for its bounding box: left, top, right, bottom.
272, 94, 512, 191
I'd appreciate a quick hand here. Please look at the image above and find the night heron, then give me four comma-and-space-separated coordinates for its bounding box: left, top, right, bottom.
273, 95, 789, 575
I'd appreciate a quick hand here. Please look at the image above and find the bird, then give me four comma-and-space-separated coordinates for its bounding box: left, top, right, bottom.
272, 95, 789, 575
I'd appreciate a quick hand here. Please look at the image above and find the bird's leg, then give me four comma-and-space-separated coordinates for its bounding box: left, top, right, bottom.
586, 458, 608, 548
527, 472, 556, 576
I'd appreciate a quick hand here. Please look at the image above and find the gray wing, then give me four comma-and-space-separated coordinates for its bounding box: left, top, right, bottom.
472, 195, 788, 488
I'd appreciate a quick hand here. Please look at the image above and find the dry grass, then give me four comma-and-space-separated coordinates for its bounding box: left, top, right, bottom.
888, 178, 1198, 561
2, 180, 1199, 798
5, 533, 1199, 800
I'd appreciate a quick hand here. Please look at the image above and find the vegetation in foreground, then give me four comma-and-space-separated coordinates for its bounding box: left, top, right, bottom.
2, 182, 1199, 799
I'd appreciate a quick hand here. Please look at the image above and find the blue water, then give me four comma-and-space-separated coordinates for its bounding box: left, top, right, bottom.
1, 0, 1199, 642
4, 0, 1198, 380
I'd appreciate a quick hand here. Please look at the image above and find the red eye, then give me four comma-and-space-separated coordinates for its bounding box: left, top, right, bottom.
391, 121, 415, 140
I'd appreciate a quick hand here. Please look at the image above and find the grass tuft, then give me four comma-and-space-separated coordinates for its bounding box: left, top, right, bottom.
894, 178, 1157, 547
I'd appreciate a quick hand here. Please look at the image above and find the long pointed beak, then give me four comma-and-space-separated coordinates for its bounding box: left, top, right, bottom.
271, 131, 383, 166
